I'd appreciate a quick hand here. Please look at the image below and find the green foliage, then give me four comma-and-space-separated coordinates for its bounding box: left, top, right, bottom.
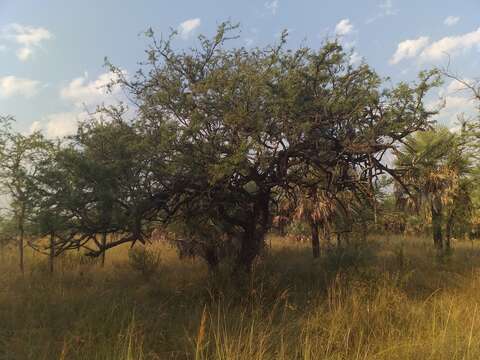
394, 127, 472, 249
0, 22, 442, 272
102, 22, 438, 271
128, 246, 161, 279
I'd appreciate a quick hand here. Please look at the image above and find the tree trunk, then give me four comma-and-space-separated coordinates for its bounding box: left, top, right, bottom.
236, 225, 262, 275
17, 205, 26, 274
18, 222, 24, 275
279, 218, 286, 237
49, 232, 55, 274
361, 222, 368, 243
345, 231, 351, 245
234, 191, 271, 275
311, 220, 320, 258
101, 233, 107, 267
431, 197, 443, 251
204, 246, 219, 273
445, 211, 455, 252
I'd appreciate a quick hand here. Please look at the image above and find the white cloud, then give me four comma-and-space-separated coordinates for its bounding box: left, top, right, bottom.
44, 112, 83, 138
444, 16, 460, 27
0, 45, 6, 52
60, 71, 123, 107
178, 18, 201, 39
0, 76, 40, 98
434, 95, 476, 128
29, 120, 43, 134
33, 71, 126, 138
264, 0, 279, 15
335, 19, 354, 36
379, 0, 396, 16
389, 36, 430, 64
419, 27, 480, 62
34, 110, 102, 139
366, 0, 398, 23
350, 51, 362, 65
2, 23, 52, 61
444, 78, 475, 94
7, 23, 52, 47
16, 47, 32, 61
428, 79, 478, 128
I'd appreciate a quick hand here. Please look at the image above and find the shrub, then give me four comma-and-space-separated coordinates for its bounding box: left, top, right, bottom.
128, 246, 161, 279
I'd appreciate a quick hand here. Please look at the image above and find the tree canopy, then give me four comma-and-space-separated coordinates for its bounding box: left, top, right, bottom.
0, 23, 444, 273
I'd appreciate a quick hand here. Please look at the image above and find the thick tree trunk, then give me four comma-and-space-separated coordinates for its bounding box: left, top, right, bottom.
236, 226, 262, 274
49, 232, 55, 274
234, 191, 271, 275
311, 220, 320, 258
101, 233, 107, 267
431, 197, 443, 251
204, 246, 219, 273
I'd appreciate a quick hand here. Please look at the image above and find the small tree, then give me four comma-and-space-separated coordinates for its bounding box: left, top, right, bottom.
0, 117, 52, 273
395, 127, 470, 251
0, 215, 16, 262
34, 117, 173, 267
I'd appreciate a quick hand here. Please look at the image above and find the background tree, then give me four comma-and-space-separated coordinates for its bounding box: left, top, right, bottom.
35, 116, 174, 268
395, 127, 470, 251
0, 117, 52, 273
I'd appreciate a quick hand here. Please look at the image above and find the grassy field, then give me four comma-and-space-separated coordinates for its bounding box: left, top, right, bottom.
2, 235, 480, 359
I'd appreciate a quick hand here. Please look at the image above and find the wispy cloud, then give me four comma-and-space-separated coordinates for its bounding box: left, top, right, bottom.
32, 71, 125, 138
178, 18, 201, 39
379, 0, 396, 16
335, 19, 354, 36
349, 51, 362, 65
367, 0, 398, 24
0, 75, 40, 98
444, 16, 460, 27
60, 71, 123, 107
264, 0, 279, 15
428, 78, 478, 129
2, 23, 52, 61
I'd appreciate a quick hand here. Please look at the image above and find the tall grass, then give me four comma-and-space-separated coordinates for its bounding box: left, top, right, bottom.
2, 235, 480, 359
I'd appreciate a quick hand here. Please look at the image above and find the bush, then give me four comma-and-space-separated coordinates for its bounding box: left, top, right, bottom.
128, 246, 161, 279
324, 241, 377, 274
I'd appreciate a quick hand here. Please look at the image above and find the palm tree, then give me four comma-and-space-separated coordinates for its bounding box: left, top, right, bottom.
294, 188, 338, 257
395, 127, 470, 251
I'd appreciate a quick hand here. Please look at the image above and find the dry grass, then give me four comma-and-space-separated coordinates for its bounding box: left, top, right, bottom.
2, 235, 480, 359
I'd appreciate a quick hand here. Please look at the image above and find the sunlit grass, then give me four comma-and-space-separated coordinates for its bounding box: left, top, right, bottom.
2, 235, 480, 359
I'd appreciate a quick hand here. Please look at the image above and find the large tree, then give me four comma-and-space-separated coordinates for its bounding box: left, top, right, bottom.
95, 23, 439, 273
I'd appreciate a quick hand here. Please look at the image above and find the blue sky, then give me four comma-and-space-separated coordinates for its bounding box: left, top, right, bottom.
0, 0, 479, 136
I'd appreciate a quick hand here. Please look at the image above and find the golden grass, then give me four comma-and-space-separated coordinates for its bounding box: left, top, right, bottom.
2, 235, 480, 359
